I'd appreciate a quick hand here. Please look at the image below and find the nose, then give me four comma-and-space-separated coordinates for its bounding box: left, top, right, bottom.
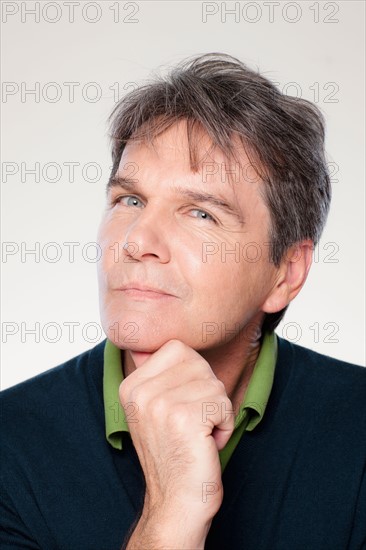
122, 207, 171, 263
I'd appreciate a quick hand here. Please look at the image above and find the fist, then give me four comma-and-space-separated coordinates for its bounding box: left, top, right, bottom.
119, 339, 235, 525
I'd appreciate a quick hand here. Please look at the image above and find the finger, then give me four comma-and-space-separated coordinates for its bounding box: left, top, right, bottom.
120, 358, 218, 410
144, 382, 235, 436
130, 339, 209, 379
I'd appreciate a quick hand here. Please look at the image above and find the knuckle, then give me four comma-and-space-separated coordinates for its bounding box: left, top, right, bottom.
212, 378, 226, 394
150, 395, 169, 419
167, 404, 190, 429
119, 378, 129, 401
121, 383, 146, 411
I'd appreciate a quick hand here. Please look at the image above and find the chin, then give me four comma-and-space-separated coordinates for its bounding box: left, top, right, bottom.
100, 304, 225, 352
101, 314, 177, 351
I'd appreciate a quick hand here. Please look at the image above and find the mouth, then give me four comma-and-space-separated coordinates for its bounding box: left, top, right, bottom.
116, 283, 176, 300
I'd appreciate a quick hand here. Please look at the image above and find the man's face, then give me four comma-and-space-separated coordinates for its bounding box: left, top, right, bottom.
97, 120, 279, 352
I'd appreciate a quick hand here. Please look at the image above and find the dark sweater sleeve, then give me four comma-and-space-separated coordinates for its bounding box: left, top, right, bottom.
347, 462, 366, 549
0, 487, 40, 549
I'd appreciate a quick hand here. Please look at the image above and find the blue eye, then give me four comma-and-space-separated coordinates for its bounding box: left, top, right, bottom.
115, 195, 144, 208
190, 209, 216, 223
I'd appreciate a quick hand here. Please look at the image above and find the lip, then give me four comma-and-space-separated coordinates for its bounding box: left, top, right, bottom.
116, 283, 176, 299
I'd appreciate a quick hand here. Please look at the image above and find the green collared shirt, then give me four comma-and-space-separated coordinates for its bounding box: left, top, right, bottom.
103, 332, 277, 473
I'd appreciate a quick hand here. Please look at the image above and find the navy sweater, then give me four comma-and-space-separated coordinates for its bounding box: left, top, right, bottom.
1, 337, 365, 549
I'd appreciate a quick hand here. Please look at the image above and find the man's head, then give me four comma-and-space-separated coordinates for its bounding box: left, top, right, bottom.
97, 53, 331, 352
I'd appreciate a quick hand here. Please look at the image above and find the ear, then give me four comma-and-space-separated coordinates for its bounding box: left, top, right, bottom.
261, 240, 314, 314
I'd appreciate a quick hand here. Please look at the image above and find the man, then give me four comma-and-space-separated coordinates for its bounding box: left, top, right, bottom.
1, 53, 365, 549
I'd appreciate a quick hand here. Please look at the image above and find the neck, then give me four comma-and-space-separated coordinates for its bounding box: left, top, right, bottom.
199, 320, 263, 416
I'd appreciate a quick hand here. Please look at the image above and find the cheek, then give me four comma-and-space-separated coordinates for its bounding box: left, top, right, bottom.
187, 243, 269, 315
97, 218, 128, 277
181, 239, 248, 292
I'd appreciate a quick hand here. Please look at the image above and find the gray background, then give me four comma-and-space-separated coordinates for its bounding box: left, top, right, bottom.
1, 0, 365, 388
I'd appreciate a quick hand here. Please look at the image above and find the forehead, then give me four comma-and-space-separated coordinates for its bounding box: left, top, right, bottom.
118, 120, 261, 192
123, 121, 218, 171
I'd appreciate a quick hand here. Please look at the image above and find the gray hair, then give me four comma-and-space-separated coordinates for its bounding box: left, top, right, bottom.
107, 53, 331, 332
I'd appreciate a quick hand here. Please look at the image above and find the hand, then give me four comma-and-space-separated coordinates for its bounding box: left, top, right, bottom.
119, 339, 235, 528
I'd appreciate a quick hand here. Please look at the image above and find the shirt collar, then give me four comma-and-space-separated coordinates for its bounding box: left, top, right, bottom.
103, 332, 277, 450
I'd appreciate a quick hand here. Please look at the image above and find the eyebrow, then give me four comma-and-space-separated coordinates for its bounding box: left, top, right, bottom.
107, 175, 245, 223
107, 176, 139, 194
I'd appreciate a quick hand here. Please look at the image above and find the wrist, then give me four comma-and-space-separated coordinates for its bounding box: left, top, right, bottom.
134, 506, 212, 549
